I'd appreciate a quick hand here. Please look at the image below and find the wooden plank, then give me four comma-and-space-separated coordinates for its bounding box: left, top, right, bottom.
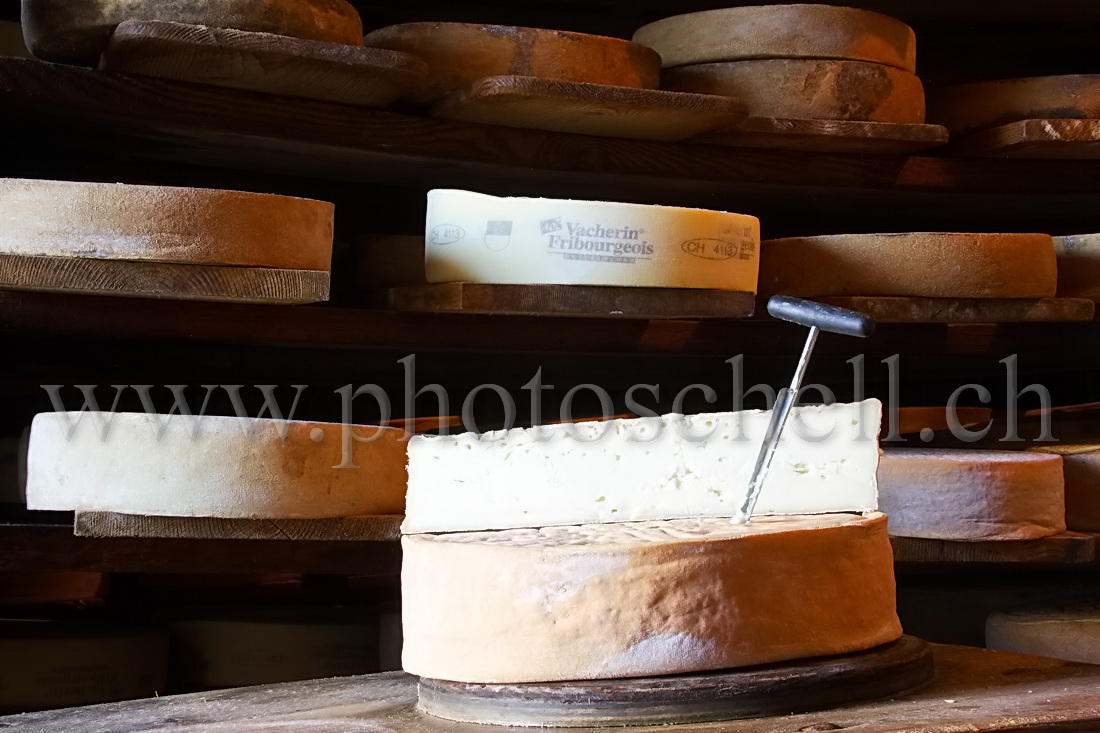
948, 119, 1100, 159
0, 254, 329, 304
74, 513, 403, 541
387, 283, 756, 318
692, 116, 949, 155
433, 75, 749, 141
891, 532, 1096, 565
816, 296, 1095, 323
101, 20, 427, 108
6, 645, 1100, 732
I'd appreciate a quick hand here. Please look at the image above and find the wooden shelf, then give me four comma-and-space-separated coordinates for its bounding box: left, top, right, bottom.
891, 532, 1096, 567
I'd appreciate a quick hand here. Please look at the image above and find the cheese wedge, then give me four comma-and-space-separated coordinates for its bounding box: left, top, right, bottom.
662, 59, 925, 123
987, 603, 1100, 664
1028, 444, 1100, 532
424, 189, 759, 292
22, 0, 365, 64
759, 232, 1057, 299
1053, 235, 1100, 302
633, 5, 916, 72
878, 449, 1065, 540
404, 400, 880, 534
364, 22, 660, 104
0, 178, 333, 271
26, 412, 407, 518
403, 512, 901, 683
928, 75, 1100, 136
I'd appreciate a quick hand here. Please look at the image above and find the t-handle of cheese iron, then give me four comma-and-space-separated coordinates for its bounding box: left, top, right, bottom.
733, 296, 875, 524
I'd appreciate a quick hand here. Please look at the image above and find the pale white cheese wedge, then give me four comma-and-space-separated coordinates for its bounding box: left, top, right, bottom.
404, 399, 880, 533
402, 512, 901, 683
424, 189, 759, 292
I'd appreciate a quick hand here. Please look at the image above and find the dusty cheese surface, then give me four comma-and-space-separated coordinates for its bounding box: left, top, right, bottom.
662, 59, 924, 123
1028, 444, 1100, 532
878, 448, 1065, 540
928, 75, 1100, 135
759, 232, 1056, 299
424, 189, 759, 292
402, 512, 901, 683
26, 412, 407, 518
0, 179, 333, 271
632, 5, 916, 72
987, 602, 1100, 664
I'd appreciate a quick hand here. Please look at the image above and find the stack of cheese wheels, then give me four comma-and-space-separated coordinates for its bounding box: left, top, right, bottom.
987, 603, 1100, 664
878, 449, 1066, 540
401, 399, 903, 684
22, 0, 366, 64
634, 5, 925, 123
929, 76, 1100, 136
25, 412, 408, 518
1052, 235, 1100, 301
424, 189, 760, 292
167, 606, 379, 690
364, 22, 661, 105
1027, 444, 1100, 531
0, 620, 167, 712
758, 232, 1057, 299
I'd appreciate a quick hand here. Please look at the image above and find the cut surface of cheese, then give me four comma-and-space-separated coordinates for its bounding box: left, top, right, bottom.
1028, 444, 1100, 532
878, 449, 1065, 541
363, 22, 660, 104
1053, 235, 1100, 302
22, 0, 364, 64
402, 512, 901, 683
424, 189, 759, 292
662, 59, 925, 123
404, 400, 880, 534
928, 75, 1100, 136
26, 412, 407, 518
0, 179, 333, 271
987, 603, 1100, 664
759, 232, 1057, 299
0, 621, 167, 711
632, 5, 916, 72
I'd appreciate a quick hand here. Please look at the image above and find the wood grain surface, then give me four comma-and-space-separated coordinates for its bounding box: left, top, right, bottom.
433, 75, 748, 141
693, 115, 948, 154
891, 532, 1096, 565
816, 296, 1095, 323
101, 20, 427, 108
948, 118, 1100, 159
0, 254, 330, 304
6, 645, 1100, 732
74, 512, 403, 541
387, 283, 756, 318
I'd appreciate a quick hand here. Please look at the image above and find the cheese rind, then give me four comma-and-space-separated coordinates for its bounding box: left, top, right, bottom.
26, 412, 407, 518
877, 448, 1065, 540
759, 232, 1057, 299
22, 0, 365, 64
662, 59, 925, 123
424, 189, 760, 292
0, 179, 333, 272
1053, 235, 1100, 302
404, 400, 880, 533
402, 512, 901, 683
928, 75, 1100, 135
987, 603, 1100, 664
1028, 444, 1100, 532
632, 5, 916, 72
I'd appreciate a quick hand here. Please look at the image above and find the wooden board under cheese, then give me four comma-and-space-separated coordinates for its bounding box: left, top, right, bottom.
878, 449, 1066, 541
663, 59, 924, 124
1027, 444, 1100, 532
632, 5, 916, 72
364, 22, 660, 105
929, 75, 1100, 136
402, 513, 900, 684
758, 232, 1057, 299
22, 0, 365, 65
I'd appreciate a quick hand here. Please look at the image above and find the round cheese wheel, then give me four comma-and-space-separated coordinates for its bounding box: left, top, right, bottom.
425, 189, 759, 292
1053, 234, 1100, 301
22, 0, 365, 65
1028, 444, 1100, 532
363, 23, 661, 104
0, 621, 167, 711
928, 75, 1100, 135
662, 59, 925, 123
878, 449, 1065, 541
402, 512, 901, 684
0, 179, 333, 272
987, 603, 1100, 664
26, 412, 408, 518
632, 5, 916, 72
758, 232, 1057, 299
